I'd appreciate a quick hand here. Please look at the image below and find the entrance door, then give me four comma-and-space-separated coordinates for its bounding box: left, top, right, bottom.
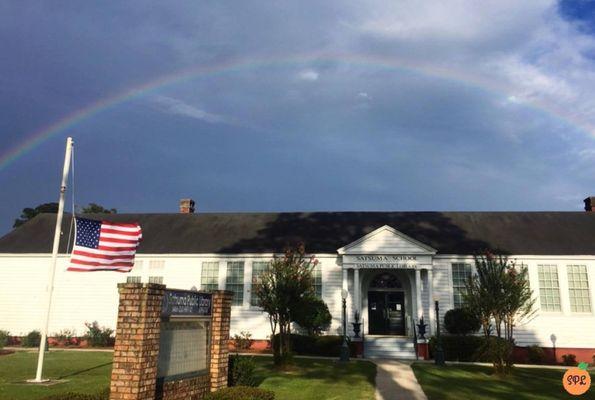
368, 291, 405, 335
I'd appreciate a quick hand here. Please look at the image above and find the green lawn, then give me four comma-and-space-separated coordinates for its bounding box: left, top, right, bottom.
0, 351, 376, 400
412, 363, 594, 400
0, 351, 112, 400
252, 356, 377, 400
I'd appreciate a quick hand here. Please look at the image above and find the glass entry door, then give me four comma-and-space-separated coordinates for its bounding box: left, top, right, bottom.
368, 291, 405, 335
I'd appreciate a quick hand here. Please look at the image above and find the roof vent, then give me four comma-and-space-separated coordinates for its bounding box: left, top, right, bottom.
584, 197, 595, 212
179, 198, 195, 214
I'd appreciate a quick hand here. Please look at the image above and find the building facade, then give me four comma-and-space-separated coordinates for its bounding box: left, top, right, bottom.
1, 198, 595, 359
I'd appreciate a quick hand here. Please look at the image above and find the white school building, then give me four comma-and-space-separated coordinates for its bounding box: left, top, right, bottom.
1, 198, 595, 359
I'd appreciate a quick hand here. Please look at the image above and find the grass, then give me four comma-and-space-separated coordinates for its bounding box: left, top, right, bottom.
412, 363, 594, 400
0, 351, 112, 400
251, 356, 377, 400
0, 351, 376, 400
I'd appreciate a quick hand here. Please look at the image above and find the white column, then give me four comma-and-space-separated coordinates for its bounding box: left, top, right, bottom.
342, 268, 349, 331
354, 268, 360, 316
415, 268, 422, 321
342, 268, 348, 292
427, 268, 434, 336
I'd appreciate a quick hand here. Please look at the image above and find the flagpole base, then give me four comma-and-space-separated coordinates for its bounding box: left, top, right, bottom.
26, 378, 50, 384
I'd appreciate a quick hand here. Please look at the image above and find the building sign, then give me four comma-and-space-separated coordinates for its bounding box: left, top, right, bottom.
343, 254, 431, 269
157, 320, 210, 380
161, 289, 212, 317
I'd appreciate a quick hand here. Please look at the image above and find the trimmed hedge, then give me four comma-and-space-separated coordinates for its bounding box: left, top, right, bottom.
205, 386, 275, 400
428, 335, 514, 362
272, 334, 357, 357
40, 388, 109, 400
0, 330, 9, 349
22, 330, 42, 347
428, 335, 486, 362
228, 354, 257, 387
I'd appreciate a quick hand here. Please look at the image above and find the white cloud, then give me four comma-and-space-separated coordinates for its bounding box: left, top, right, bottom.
150, 95, 226, 124
297, 69, 319, 81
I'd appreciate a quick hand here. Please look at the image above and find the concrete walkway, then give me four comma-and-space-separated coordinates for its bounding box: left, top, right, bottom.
373, 360, 428, 400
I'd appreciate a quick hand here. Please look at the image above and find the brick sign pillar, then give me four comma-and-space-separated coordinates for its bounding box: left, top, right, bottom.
209, 291, 233, 392
109, 284, 232, 400
110, 283, 165, 400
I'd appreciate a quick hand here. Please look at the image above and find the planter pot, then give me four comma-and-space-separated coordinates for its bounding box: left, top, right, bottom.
352, 322, 362, 338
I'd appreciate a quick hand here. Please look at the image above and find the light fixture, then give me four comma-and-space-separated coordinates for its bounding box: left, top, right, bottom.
341, 289, 349, 300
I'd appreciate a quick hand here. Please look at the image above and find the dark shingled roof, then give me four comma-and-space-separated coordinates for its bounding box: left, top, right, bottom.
0, 211, 595, 255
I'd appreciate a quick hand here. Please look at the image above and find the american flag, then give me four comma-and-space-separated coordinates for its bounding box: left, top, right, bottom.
67, 217, 142, 272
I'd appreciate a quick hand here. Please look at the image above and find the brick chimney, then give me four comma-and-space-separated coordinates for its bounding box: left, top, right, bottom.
179, 198, 195, 214
585, 197, 595, 212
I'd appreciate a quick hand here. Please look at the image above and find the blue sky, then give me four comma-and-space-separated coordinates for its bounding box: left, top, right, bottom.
1, 1, 595, 234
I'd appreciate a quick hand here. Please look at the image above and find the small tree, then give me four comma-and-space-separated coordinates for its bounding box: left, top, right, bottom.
293, 296, 332, 336
256, 244, 317, 366
463, 252, 535, 374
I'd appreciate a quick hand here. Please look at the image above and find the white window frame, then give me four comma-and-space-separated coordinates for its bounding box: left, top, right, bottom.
200, 261, 219, 291
226, 261, 245, 307
537, 264, 562, 313
567, 264, 592, 313
451, 263, 471, 309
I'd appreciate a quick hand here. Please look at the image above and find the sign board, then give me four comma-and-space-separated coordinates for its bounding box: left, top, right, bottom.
343, 254, 432, 269
157, 320, 210, 380
161, 289, 212, 318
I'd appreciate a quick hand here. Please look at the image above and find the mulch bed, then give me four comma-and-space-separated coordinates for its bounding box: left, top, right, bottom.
0, 349, 15, 356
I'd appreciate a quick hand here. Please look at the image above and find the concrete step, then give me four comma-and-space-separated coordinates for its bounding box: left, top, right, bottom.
365, 353, 418, 360
365, 342, 415, 350
363, 337, 417, 359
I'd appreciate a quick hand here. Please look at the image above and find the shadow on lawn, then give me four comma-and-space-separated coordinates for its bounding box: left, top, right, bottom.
253, 358, 376, 387
58, 362, 113, 379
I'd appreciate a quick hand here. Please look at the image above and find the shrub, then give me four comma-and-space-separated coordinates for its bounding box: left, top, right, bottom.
0, 330, 9, 349
562, 354, 577, 366
205, 386, 275, 400
233, 331, 254, 350
22, 330, 42, 347
293, 297, 332, 336
526, 345, 545, 364
40, 388, 109, 400
54, 329, 77, 346
428, 335, 485, 362
228, 354, 257, 387
272, 334, 357, 358
84, 321, 114, 347
443, 309, 481, 335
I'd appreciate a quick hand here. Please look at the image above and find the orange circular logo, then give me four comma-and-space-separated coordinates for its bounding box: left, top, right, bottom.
563, 364, 591, 396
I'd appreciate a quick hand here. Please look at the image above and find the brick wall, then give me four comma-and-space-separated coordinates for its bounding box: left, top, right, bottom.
110, 283, 164, 400
209, 291, 233, 392
109, 284, 232, 400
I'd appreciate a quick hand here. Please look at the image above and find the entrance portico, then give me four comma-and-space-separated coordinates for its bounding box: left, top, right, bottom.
338, 225, 437, 338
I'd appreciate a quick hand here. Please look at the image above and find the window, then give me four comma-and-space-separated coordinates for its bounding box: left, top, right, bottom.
226, 261, 245, 306
451, 263, 472, 308
148, 276, 163, 284
313, 264, 322, 298
126, 276, 141, 283
567, 265, 591, 313
251, 261, 269, 306
201, 262, 219, 291
538, 265, 561, 312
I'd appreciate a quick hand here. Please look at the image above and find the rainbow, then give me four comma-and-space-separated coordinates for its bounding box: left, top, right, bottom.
1, 52, 592, 172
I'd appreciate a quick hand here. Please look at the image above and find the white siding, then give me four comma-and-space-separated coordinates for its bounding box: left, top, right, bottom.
1, 253, 595, 349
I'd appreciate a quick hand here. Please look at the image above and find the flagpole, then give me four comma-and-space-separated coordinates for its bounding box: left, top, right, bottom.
30, 137, 73, 383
